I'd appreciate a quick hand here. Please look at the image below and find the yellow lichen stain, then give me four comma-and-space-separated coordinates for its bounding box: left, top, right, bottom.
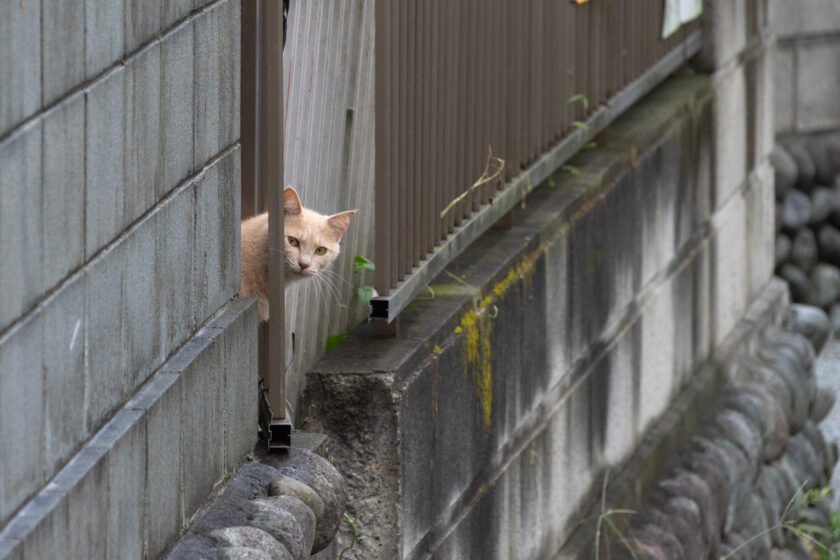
476, 485, 486, 498
449, 251, 542, 431
459, 309, 493, 430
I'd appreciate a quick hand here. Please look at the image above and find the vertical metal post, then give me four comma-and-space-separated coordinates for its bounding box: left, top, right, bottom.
258, 0, 290, 450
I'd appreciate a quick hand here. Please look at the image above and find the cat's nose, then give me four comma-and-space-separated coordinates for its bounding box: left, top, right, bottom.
299, 261, 310, 270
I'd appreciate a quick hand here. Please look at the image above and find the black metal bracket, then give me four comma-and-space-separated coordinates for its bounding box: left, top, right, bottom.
258, 378, 291, 452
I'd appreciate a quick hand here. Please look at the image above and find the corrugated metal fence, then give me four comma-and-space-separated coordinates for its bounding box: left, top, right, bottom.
242, 0, 701, 415
372, 0, 699, 320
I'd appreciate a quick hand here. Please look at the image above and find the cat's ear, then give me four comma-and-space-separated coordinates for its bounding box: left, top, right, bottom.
284, 186, 303, 215
327, 210, 357, 241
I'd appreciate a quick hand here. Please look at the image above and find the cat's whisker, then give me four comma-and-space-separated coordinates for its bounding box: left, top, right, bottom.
315, 274, 341, 305
318, 274, 342, 303
320, 268, 355, 289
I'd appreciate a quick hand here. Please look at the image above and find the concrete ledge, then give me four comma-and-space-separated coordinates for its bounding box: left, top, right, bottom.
0, 298, 258, 559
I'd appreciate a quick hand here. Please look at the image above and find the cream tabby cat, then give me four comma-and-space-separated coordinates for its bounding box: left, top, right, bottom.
240, 187, 356, 321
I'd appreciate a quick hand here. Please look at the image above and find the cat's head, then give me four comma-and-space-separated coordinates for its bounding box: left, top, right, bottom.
283, 186, 356, 279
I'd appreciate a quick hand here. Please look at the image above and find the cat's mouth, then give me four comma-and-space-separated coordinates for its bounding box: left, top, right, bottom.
293, 268, 317, 278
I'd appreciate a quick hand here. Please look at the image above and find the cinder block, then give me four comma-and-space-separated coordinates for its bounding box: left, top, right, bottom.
156, 184, 196, 358
712, 193, 749, 346
124, 43, 162, 225
400, 363, 436, 554
603, 331, 638, 465
62, 448, 109, 558
42, 0, 85, 105
713, 65, 748, 210
564, 378, 595, 509
697, 0, 747, 70
42, 273, 87, 479
657, 129, 680, 265
125, 0, 163, 54
141, 373, 183, 558
160, 19, 194, 197
43, 93, 85, 289
86, 66, 126, 258
773, 46, 795, 134
222, 299, 259, 473
180, 329, 224, 520
638, 143, 663, 288
693, 240, 713, 366
0, 122, 43, 332
0, 0, 39, 135
194, 0, 241, 166
164, 0, 194, 30
121, 212, 162, 394
19, 495, 68, 560
86, 0, 124, 78
769, 0, 840, 39
638, 280, 676, 435
0, 315, 44, 526
747, 163, 775, 299
543, 232, 570, 386
195, 148, 241, 320
796, 38, 840, 131
105, 415, 147, 559
85, 243, 125, 432
751, 48, 774, 163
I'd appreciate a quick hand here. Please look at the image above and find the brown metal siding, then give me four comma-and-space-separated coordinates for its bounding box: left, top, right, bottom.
368, 1, 701, 300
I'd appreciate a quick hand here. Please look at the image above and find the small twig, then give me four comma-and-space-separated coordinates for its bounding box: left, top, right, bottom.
440, 146, 505, 219
339, 514, 357, 560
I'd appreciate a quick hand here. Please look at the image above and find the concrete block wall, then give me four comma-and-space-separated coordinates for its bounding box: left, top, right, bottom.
697, 0, 776, 346
303, 65, 777, 558
0, 0, 255, 556
770, 0, 840, 133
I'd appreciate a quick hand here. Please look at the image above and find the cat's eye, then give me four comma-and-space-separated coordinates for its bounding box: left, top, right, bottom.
288, 236, 299, 247
314, 247, 327, 256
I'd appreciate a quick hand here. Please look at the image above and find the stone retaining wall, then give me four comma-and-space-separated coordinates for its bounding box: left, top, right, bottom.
584, 307, 838, 559
773, 132, 840, 328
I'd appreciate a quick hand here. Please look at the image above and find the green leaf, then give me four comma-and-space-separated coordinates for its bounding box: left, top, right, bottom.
325, 333, 346, 352
354, 255, 375, 272
561, 164, 580, 175
358, 285, 373, 306
571, 120, 589, 130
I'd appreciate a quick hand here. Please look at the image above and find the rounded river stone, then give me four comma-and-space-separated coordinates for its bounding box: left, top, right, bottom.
776, 233, 791, 268
790, 227, 818, 272
778, 263, 810, 303
271, 449, 347, 553
810, 186, 837, 224
210, 527, 291, 560
217, 546, 281, 560
810, 263, 840, 308
771, 144, 798, 199
788, 142, 816, 191
780, 190, 812, 231
785, 304, 830, 355
818, 223, 840, 265
248, 499, 307, 560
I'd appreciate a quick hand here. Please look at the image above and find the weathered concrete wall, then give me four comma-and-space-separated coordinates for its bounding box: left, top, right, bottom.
770, 0, 840, 133
0, 0, 256, 557
302, 57, 775, 560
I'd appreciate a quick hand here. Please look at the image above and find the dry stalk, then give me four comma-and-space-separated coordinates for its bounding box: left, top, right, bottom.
440, 146, 505, 219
